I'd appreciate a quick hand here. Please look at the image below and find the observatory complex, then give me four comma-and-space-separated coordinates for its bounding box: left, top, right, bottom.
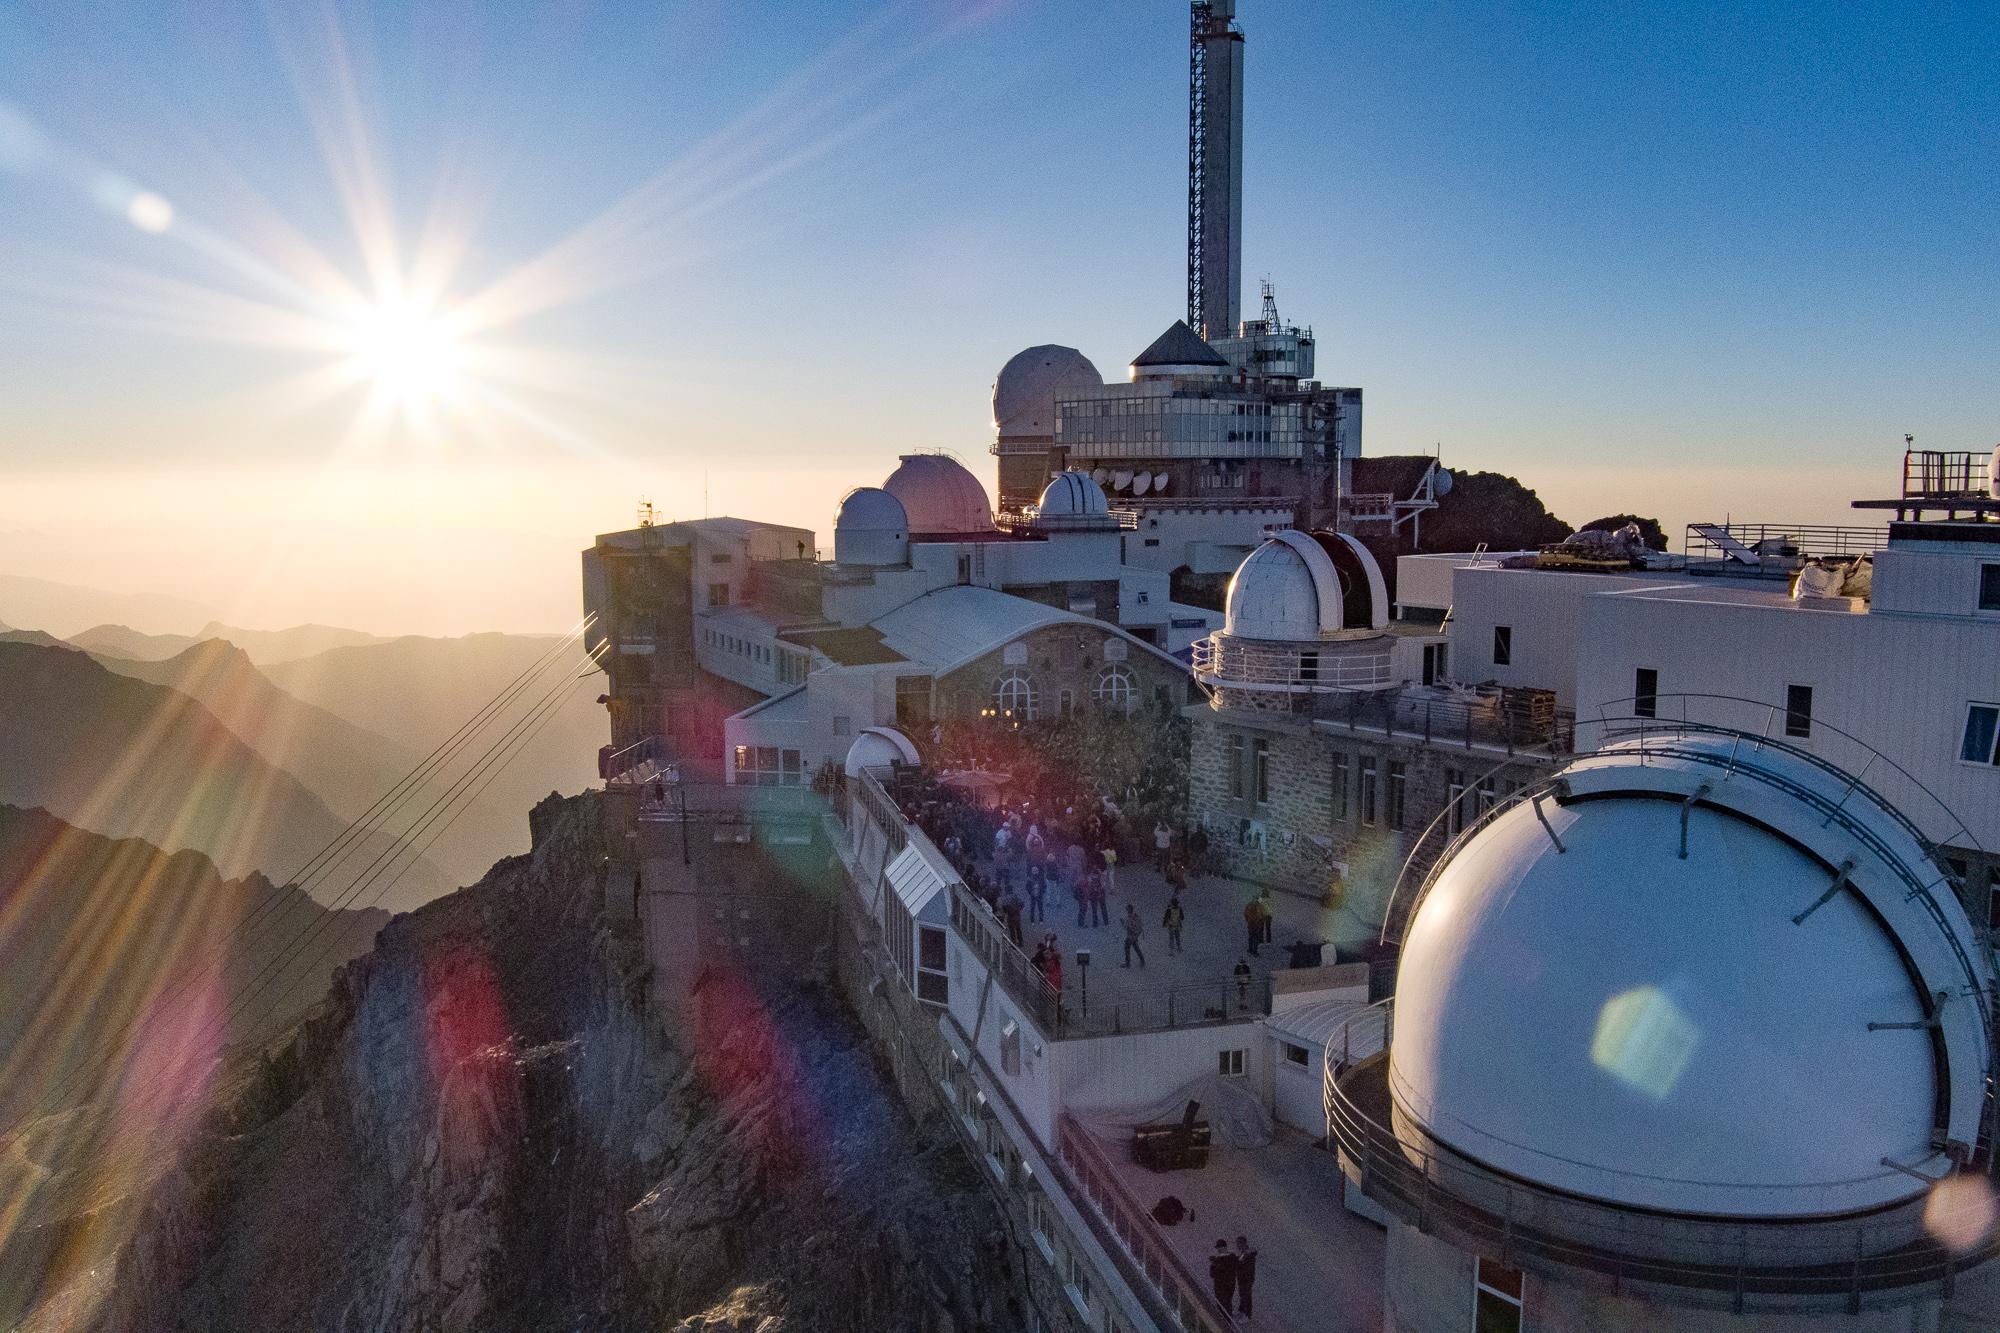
579, 0, 2000, 1326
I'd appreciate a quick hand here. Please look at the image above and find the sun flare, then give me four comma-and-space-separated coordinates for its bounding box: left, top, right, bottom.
339, 297, 467, 412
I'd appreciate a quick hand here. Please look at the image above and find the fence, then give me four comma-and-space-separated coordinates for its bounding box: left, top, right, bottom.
1314, 687, 1574, 757
1323, 1002, 2000, 1312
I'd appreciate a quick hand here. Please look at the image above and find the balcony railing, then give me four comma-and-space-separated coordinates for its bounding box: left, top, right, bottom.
1055, 1113, 1238, 1333
1192, 635, 1393, 692
1324, 1002, 2000, 1312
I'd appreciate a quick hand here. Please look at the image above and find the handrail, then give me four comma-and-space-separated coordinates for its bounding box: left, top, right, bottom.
1323, 1002, 2000, 1309
1055, 1113, 1238, 1333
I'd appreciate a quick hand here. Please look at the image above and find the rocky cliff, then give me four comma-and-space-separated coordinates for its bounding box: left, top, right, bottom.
70, 792, 1027, 1332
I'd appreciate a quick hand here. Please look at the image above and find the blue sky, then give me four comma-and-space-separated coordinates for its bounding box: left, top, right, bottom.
0, 1, 1996, 632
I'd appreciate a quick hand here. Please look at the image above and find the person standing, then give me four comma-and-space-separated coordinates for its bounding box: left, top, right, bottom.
1162, 893, 1185, 955
1258, 887, 1276, 945
1026, 861, 1047, 924
1077, 868, 1092, 928
1208, 1240, 1238, 1312
1244, 895, 1264, 956
1234, 1235, 1258, 1317
1122, 903, 1147, 968
1101, 842, 1118, 896
1153, 820, 1173, 871
1091, 871, 1109, 927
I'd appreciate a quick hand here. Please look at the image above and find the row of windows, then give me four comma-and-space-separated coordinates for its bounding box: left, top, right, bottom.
733, 745, 802, 785
705, 626, 776, 669
990, 667, 1145, 722
1331, 752, 1408, 830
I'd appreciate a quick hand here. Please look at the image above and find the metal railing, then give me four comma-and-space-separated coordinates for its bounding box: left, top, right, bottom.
1192, 635, 1393, 692
1323, 1002, 2000, 1312
1682, 522, 1887, 575
1055, 1112, 1238, 1333
1904, 449, 1992, 501
1309, 686, 1574, 757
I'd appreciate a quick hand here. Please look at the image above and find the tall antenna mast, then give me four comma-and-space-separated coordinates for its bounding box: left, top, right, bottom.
1187, 0, 1244, 341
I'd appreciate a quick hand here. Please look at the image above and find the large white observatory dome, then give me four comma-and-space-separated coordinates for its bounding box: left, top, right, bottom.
1036, 471, 1110, 519
993, 346, 1102, 440
882, 454, 994, 536
843, 725, 919, 777
1390, 734, 1992, 1220
1221, 530, 1388, 641
833, 487, 909, 566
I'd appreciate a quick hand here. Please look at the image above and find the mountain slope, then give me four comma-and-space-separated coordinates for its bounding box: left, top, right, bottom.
93, 640, 422, 832
195, 621, 389, 664
0, 643, 450, 908
0, 805, 391, 1126
266, 633, 608, 874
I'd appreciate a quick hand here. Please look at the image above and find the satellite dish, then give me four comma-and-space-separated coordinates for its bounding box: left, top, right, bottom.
1153, 471, 1171, 495
1113, 470, 1133, 491
1433, 467, 1455, 497
1091, 467, 1109, 485
1132, 473, 1152, 496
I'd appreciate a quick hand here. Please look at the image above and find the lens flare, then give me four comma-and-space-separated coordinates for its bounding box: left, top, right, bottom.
339, 296, 466, 413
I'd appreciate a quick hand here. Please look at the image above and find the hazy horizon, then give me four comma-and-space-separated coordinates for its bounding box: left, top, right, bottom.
3, 0, 1996, 636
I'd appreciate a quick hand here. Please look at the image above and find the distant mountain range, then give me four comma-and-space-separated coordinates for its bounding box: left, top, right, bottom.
0, 573, 215, 638
68, 620, 391, 665
0, 804, 390, 1127
0, 642, 452, 910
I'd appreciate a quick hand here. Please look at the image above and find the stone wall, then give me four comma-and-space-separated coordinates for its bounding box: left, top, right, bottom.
1189, 704, 1557, 931
941, 621, 1191, 723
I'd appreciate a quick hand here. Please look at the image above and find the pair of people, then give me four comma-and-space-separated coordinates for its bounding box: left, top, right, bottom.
1208, 1236, 1258, 1317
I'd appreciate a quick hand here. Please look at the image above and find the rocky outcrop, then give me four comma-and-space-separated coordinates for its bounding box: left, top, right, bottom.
75, 792, 1026, 1331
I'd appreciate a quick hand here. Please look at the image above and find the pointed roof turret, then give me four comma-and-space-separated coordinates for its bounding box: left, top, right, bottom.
1131, 319, 1229, 372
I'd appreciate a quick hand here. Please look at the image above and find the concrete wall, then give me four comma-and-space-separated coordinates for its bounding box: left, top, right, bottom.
1446, 565, 1664, 707
1576, 590, 2000, 856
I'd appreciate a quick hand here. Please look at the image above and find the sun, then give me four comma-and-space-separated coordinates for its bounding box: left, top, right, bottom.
339, 296, 467, 413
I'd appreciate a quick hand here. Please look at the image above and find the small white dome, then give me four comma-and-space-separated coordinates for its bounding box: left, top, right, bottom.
1221, 530, 1388, 641
993, 346, 1103, 439
1036, 471, 1109, 518
833, 487, 908, 566
844, 725, 919, 777
883, 454, 993, 535
1391, 736, 1991, 1219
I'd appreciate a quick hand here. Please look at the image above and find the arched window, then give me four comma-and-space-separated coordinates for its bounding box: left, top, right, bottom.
992, 670, 1039, 722
1093, 665, 1137, 714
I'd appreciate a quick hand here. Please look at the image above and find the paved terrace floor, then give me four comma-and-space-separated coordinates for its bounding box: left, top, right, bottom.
1092, 1123, 1386, 1332
970, 852, 1381, 1026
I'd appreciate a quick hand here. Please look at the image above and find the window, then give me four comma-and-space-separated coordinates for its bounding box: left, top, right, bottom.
1094, 665, 1138, 713
1962, 704, 2000, 765
1218, 1048, 1246, 1077
1476, 775, 1498, 817
1358, 755, 1379, 826
1298, 649, 1320, 683
1446, 767, 1467, 838
707, 582, 730, 608
1281, 1041, 1310, 1067
1136, 590, 1150, 605
1981, 563, 2000, 612
1387, 760, 1407, 831
1474, 1257, 1524, 1333
1253, 739, 1271, 805
1423, 642, 1449, 686
1492, 626, 1512, 667
896, 674, 932, 727
1634, 667, 1659, 719
710, 551, 731, 564
1784, 684, 1813, 739
917, 926, 949, 1005
1331, 752, 1349, 821
734, 746, 803, 786
993, 670, 1039, 722
1000, 1020, 1021, 1075
1227, 734, 1245, 799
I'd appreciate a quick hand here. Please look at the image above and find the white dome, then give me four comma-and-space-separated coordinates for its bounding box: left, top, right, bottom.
882, 454, 993, 535
1391, 735, 1991, 1219
833, 487, 909, 566
843, 725, 919, 777
993, 346, 1103, 440
1221, 530, 1388, 641
1036, 471, 1109, 518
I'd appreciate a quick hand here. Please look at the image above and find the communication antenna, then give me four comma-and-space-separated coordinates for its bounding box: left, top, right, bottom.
637, 498, 657, 528
1260, 277, 1280, 329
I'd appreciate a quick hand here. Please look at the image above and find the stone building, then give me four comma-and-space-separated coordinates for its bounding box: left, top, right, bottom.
1187, 530, 1566, 930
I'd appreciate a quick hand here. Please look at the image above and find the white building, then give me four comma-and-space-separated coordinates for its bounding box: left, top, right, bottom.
1328, 727, 1998, 1331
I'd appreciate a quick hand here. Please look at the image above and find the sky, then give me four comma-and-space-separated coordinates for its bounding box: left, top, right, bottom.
1, 0, 1996, 635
